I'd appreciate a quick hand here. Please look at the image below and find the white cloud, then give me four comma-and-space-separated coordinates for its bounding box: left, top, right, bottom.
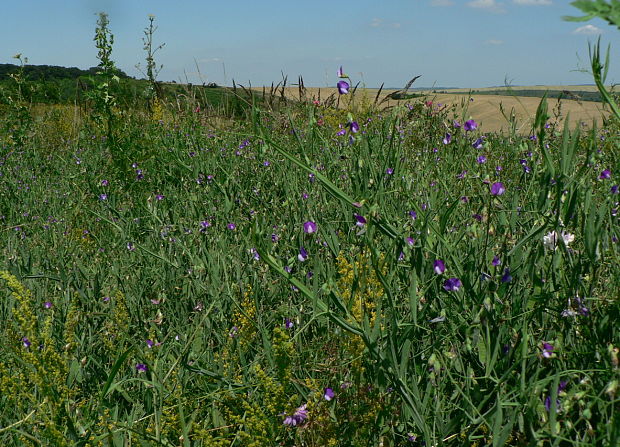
573, 24, 603, 35
430, 0, 455, 6
485, 39, 504, 45
369, 18, 401, 29
467, 0, 506, 13
513, 0, 551, 4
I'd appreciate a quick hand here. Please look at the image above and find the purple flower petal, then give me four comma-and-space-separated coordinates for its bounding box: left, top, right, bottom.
324, 387, 335, 401
490, 182, 505, 196
464, 119, 478, 131
303, 221, 317, 234
501, 268, 512, 283
354, 214, 367, 227
433, 259, 446, 275
298, 247, 308, 262
443, 277, 462, 292
337, 80, 350, 95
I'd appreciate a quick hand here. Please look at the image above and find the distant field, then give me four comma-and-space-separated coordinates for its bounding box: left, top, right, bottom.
260, 86, 611, 134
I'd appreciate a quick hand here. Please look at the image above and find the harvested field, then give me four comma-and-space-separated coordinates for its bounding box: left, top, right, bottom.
258, 86, 611, 134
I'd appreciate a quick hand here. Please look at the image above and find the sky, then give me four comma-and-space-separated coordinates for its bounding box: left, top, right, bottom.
2, 0, 620, 88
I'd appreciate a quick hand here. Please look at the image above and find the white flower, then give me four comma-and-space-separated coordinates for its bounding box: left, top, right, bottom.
543, 231, 575, 251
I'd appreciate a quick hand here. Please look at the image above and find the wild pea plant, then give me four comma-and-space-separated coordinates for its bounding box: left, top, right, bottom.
0, 5, 619, 447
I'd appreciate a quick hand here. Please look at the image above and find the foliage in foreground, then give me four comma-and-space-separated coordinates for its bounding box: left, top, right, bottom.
0, 80, 619, 446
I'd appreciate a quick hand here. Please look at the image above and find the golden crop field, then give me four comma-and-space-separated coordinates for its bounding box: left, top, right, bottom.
259, 86, 610, 134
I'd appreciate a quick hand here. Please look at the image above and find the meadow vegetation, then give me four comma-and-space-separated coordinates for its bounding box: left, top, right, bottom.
0, 4, 619, 446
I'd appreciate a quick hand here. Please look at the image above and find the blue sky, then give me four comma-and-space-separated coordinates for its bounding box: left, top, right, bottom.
2, 0, 620, 88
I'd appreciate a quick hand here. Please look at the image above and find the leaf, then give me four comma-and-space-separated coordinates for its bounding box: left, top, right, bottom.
100, 347, 133, 402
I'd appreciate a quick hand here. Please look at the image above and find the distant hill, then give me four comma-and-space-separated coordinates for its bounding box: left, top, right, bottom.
0, 63, 130, 81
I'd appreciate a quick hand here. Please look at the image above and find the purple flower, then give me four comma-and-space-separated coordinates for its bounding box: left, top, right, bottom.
324, 388, 335, 401
146, 339, 154, 348
477, 155, 487, 164
127, 242, 136, 252
464, 119, 478, 131
136, 363, 148, 373
303, 221, 317, 234
101, 179, 109, 186
229, 326, 239, 338
406, 237, 415, 246
337, 80, 350, 95
453, 120, 461, 128
155, 194, 164, 201
544, 381, 568, 411
136, 169, 144, 180
22, 337, 31, 348
433, 260, 446, 275
354, 214, 367, 227
285, 318, 294, 329
348, 121, 359, 133
600, 169, 611, 180
44, 301, 53, 309
542, 342, 554, 358
442, 133, 452, 145
386, 167, 394, 175
99, 193, 107, 201
472, 137, 484, 149
283, 404, 308, 427
491, 256, 501, 266
250, 248, 260, 261
491, 182, 505, 196
408, 210, 417, 220
298, 247, 308, 262
611, 185, 619, 194
544, 395, 559, 412
336, 127, 346, 136
227, 223, 236, 230
443, 277, 462, 292
501, 268, 512, 283
337, 66, 346, 78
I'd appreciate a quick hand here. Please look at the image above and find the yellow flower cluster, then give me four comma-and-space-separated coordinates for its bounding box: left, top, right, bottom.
0, 271, 75, 446
335, 251, 386, 388
232, 284, 257, 349
150, 96, 164, 122
336, 251, 385, 325
102, 290, 130, 352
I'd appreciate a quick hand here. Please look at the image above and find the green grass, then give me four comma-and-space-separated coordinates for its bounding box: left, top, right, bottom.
0, 86, 618, 446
